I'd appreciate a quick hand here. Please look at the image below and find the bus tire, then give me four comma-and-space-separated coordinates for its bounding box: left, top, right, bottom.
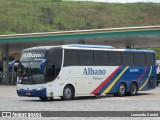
118, 83, 126, 97
129, 83, 137, 96
61, 85, 74, 100
39, 97, 48, 101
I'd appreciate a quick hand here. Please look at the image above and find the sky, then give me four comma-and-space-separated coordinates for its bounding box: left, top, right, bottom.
66, 0, 160, 3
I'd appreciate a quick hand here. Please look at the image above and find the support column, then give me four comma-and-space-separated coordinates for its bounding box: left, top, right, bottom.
2, 45, 9, 84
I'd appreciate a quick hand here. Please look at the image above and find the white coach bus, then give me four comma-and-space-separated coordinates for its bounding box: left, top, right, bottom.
17, 44, 156, 100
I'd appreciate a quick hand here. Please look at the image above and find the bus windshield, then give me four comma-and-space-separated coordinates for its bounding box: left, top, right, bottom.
18, 61, 45, 84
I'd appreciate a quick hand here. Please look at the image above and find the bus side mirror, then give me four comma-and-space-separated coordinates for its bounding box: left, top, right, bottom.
40, 59, 47, 74
9, 60, 19, 72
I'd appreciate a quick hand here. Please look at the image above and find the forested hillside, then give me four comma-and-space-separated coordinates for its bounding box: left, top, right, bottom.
0, 0, 160, 34
0, 0, 160, 59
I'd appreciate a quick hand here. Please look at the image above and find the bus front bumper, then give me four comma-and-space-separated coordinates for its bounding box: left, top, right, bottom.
17, 88, 47, 97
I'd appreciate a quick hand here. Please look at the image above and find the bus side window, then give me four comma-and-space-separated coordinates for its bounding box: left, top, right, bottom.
56, 68, 60, 77
64, 50, 79, 66
79, 51, 94, 65
94, 51, 108, 66
134, 53, 146, 66
108, 52, 121, 66
46, 65, 56, 82
122, 52, 134, 66
146, 53, 155, 65
46, 48, 62, 82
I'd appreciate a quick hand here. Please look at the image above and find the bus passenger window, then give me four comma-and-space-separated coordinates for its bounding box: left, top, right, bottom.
46, 65, 56, 82
134, 53, 145, 66
64, 50, 79, 66
94, 51, 108, 66
79, 51, 94, 65
122, 53, 134, 66
108, 52, 121, 66
146, 53, 155, 65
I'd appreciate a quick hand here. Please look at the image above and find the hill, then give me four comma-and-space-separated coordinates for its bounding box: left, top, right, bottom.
0, 0, 160, 34
0, 0, 160, 59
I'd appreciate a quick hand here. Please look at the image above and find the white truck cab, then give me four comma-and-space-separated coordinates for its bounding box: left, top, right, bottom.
156, 60, 160, 86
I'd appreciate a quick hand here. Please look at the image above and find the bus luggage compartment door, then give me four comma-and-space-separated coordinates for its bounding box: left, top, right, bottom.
148, 76, 156, 88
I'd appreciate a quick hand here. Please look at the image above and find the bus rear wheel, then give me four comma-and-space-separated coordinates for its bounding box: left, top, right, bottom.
118, 83, 126, 97
129, 83, 137, 96
61, 85, 74, 100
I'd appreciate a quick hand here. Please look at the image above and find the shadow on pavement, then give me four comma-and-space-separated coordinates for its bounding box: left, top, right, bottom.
20, 92, 155, 102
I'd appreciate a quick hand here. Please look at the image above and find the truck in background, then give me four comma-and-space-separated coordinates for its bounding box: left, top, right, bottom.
157, 60, 160, 86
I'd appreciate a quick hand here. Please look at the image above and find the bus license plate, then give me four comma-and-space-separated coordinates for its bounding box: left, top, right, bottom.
26, 92, 31, 96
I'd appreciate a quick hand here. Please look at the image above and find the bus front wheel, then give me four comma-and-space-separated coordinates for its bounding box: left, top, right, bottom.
61, 85, 74, 100
39, 97, 53, 101
118, 83, 126, 97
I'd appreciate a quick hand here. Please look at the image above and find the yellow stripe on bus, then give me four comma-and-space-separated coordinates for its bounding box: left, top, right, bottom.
103, 66, 129, 94
139, 66, 152, 91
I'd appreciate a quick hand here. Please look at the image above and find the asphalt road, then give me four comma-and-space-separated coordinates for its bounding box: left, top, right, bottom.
0, 85, 160, 120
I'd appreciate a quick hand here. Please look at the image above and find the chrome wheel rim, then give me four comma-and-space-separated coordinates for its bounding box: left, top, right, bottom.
64, 88, 71, 99
131, 85, 136, 94
119, 85, 125, 95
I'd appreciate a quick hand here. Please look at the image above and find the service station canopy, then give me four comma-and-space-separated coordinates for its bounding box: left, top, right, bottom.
0, 25, 160, 84
0, 25, 160, 52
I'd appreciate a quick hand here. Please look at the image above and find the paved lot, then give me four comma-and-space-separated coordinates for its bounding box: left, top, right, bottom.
0, 85, 160, 119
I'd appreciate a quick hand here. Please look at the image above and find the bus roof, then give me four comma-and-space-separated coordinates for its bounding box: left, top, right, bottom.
23, 46, 58, 51
22, 44, 155, 53
63, 44, 114, 49
125, 49, 155, 53
62, 44, 155, 53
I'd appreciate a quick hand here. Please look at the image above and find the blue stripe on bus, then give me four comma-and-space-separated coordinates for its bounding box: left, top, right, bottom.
17, 88, 47, 97
96, 66, 153, 94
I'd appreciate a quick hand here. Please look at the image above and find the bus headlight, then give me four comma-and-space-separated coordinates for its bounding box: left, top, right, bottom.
17, 87, 21, 90
36, 87, 45, 91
